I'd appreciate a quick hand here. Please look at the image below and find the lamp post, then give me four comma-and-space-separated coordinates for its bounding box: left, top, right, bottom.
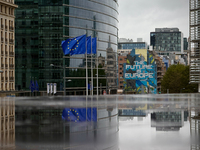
50, 64, 68, 96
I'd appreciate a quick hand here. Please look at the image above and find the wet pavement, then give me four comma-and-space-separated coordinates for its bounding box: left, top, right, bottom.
0, 94, 199, 150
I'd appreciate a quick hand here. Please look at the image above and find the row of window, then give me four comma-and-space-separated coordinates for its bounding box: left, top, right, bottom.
1, 44, 14, 53
0, 4, 14, 16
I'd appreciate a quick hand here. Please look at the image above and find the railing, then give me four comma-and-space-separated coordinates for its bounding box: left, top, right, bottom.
1, 51, 3, 55
5, 38, 8, 44
9, 26, 14, 31
9, 39, 14, 44
1, 64, 4, 68
5, 25, 8, 31
1, 77, 3, 81
9, 64, 14, 68
9, 52, 14, 56
9, 77, 14, 81
1, 37, 3, 43
5, 77, 8, 81
5, 64, 8, 68
5, 51, 8, 55
1, 25, 3, 29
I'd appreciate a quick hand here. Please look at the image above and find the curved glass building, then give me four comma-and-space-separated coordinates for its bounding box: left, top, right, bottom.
15, 0, 118, 95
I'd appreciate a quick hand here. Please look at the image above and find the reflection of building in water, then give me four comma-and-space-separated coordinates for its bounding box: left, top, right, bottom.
189, 97, 200, 150
15, 97, 118, 150
118, 108, 147, 117
106, 47, 117, 93
0, 98, 15, 149
151, 111, 184, 131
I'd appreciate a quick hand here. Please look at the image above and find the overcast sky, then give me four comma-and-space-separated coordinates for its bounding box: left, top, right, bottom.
118, 0, 189, 44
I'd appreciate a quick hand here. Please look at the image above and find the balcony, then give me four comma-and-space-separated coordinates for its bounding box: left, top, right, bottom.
5, 25, 8, 31
5, 38, 8, 44
1, 64, 4, 68
5, 64, 8, 68
9, 77, 14, 81
5, 77, 8, 82
9, 26, 14, 31
1, 51, 3, 55
9, 39, 14, 44
5, 51, 8, 55
1, 24, 3, 29
1, 77, 3, 81
9, 64, 14, 68
9, 52, 14, 56
1, 37, 3, 43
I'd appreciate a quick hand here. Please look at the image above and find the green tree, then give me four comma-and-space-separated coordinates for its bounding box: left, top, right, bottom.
161, 64, 198, 93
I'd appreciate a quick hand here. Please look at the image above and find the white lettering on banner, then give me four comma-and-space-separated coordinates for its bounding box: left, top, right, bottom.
125, 73, 154, 79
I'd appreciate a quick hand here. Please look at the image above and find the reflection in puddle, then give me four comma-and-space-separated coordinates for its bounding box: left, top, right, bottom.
0, 94, 199, 150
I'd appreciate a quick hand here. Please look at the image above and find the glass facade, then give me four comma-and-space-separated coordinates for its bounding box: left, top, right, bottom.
150, 32, 182, 52
118, 42, 147, 50
15, 0, 118, 95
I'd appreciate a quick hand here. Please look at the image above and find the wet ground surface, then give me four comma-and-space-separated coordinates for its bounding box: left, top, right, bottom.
0, 94, 199, 150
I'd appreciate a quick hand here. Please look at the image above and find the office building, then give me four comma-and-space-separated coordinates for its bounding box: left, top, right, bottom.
189, 0, 200, 92
183, 37, 188, 50
150, 28, 183, 56
15, 0, 118, 95
0, 0, 17, 92
118, 39, 147, 50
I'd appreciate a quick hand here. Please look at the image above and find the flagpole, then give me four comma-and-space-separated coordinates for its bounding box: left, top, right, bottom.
96, 34, 98, 96
30, 76, 31, 97
91, 36, 93, 96
86, 34, 88, 96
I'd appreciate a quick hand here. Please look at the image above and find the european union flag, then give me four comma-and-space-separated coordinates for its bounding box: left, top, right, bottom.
87, 36, 92, 54
61, 34, 86, 56
92, 37, 97, 54
62, 107, 97, 122
35, 80, 39, 92
87, 36, 97, 54
29, 80, 35, 92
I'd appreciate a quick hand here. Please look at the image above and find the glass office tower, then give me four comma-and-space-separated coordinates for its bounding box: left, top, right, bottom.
150, 28, 183, 56
15, 0, 118, 95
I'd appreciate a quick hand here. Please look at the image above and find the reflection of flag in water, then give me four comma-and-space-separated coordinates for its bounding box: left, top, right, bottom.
62, 107, 97, 122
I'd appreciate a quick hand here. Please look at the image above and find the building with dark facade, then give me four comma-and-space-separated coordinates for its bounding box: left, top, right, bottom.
150, 28, 183, 56
15, 0, 118, 95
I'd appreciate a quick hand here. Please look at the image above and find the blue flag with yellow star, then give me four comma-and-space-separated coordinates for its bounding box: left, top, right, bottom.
61, 34, 86, 56
62, 107, 97, 122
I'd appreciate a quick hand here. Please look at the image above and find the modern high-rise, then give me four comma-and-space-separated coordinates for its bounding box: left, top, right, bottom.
0, 0, 17, 92
189, 0, 200, 92
150, 28, 183, 56
15, 0, 118, 95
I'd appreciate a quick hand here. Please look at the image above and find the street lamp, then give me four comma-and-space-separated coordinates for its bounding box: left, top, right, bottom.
50, 64, 67, 96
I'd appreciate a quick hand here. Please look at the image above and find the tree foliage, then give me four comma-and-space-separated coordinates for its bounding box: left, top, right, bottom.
161, 64, 198, 93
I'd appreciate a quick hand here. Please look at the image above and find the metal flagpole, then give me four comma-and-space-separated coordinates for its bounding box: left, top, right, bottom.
86, 34, 88, 96
96, 33, 98, 96
91, 36, 93, 96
